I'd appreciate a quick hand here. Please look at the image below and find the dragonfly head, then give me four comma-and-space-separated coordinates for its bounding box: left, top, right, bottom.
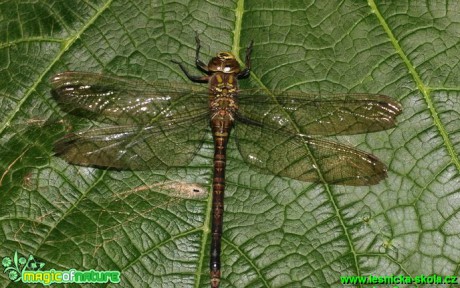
208, 52, 241, 74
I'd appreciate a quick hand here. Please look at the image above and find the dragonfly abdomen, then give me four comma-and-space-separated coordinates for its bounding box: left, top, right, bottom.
209, 117, 233, 288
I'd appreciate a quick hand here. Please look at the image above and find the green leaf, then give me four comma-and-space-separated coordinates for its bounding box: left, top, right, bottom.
1, 0, 459, 287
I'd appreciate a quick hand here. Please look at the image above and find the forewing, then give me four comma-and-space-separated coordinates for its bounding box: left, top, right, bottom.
235, 122, 387, 186
238, 90, 402, 136
54, 115, 209, 170
50, 71, 209, 125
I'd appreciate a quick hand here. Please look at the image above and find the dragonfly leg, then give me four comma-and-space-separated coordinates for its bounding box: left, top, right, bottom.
237, 40, 254, 79
195, 32, 210, 73
171, 59, 209, 82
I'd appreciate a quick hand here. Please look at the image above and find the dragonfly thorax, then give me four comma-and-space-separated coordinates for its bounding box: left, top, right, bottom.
208, 52, 241, 74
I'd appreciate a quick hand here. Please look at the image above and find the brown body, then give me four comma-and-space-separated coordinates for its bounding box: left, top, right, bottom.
208, 72, 239, 287
173, 46, 250, 288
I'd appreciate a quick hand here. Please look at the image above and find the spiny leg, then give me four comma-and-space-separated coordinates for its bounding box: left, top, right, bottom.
171, 32, 211, 82
237, 40, 254, 79
195, 32, 209, 73
171, 58, 208, 82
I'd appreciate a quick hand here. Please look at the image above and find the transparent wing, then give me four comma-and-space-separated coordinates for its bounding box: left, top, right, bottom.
50, 71, 209, 125
54, 115, 210, 170
234, 121, 387, 186
238, 90, 402, 136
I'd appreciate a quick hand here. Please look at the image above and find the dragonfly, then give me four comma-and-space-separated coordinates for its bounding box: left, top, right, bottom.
50, 35, 402, 288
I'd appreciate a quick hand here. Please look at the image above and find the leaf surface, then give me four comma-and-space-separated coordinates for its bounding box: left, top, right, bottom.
1, 1, 459, 287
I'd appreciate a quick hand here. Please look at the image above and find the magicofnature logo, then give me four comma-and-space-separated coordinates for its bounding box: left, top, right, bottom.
2, 251, 120, 285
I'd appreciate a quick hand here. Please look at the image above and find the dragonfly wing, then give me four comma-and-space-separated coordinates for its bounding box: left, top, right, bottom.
50, 71, 209, 125
54, 115, 209, 170
234, 121, 387, 186
238, 91, 402, 136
